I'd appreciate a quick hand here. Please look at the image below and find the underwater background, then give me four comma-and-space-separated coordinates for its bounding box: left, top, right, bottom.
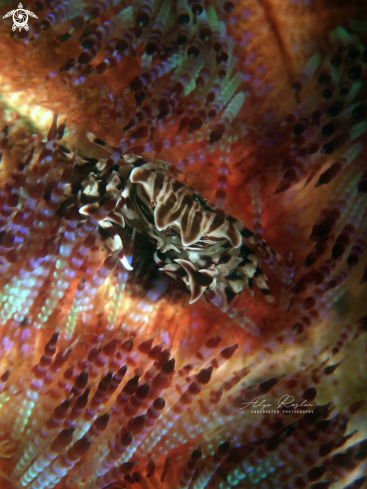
0, 0, 366, 488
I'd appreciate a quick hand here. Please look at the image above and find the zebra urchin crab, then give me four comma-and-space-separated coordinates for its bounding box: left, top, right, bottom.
78, 139, 274, 312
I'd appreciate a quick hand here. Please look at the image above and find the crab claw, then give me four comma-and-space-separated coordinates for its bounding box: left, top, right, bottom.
175, 259, 216, 304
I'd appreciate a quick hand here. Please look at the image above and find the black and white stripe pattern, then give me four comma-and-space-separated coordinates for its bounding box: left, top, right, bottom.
79, 139, 274, 308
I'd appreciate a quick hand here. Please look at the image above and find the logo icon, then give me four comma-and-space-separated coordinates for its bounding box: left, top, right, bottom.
3, 3, 38, 31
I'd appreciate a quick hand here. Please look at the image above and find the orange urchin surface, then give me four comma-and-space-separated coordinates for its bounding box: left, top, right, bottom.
0, 1, 367, 488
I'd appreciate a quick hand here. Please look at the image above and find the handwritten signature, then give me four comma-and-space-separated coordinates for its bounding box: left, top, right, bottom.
239, 394, 314, 411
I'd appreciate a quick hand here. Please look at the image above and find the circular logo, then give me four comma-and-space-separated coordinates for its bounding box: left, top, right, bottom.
12, 7, 29, 31
3, 3, 38, 32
